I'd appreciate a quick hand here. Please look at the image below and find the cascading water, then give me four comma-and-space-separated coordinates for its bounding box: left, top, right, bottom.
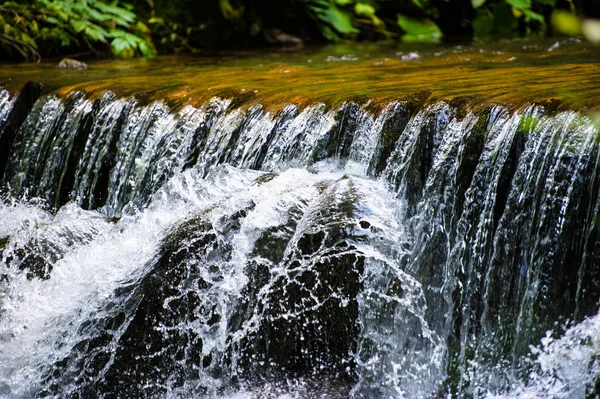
0, 85, 599, 399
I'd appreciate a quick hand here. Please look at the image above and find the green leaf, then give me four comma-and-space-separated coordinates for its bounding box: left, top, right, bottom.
84, 24, 109, 42
320, 25, 340, 41
323, 5, 358, 34
354, 3, 375, 18
472, 0, 486, 9
136, 21, 150, 34
138, 41, 154, 57
310, 0, 332, 9
505, 0, 531, 9
57, 30, 73, 46
551, 10, 582, 35
111, 37, 128, 54
122, 2, 135, 11
523, 9, 544, 24
46, 16, 60, 25
29, 20, 39, 35
20, 32, 38, 48
490, 3, 518, 33
473, 11, 493, 35
397, 14, 442, 42
411, 0, 424, 9
70, 19, 87, 34
112, 16, 133, 28
219, 0, 244, 20
56, 9, 70, 22
87, 8, 110, 23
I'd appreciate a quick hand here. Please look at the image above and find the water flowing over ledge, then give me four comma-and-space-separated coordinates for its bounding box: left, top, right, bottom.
0, 42, 600, 398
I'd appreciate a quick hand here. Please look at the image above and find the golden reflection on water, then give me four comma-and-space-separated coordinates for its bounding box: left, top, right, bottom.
0, 39, 599, 111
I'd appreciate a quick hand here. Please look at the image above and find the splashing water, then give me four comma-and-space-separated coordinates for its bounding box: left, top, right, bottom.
0, 88, 599, 398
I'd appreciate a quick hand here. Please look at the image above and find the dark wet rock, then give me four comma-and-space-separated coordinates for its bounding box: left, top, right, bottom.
587, 371, 600, 399
246, 376, 353, 398
72, 92, 131, 211
384, 101, 455, 216
49, 201, 257, 397
181, 99, 228, 172
5, 243, 52, 280
3, 91, 93, 210
94, 216, 219, 397
311, 102, 362, 163
57, 58, 88, 70
254, 173, 277, 185
264, 28, 304, 47
40, 215, 222, 398
237, 179, 365, 381
0, 81, 43, 182
368, 101, 412, 176
0, 236, 9, 252
2, 216, 109, 280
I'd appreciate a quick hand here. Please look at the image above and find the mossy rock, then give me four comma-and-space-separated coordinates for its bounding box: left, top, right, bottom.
40, 214, 224, 397
1, 215, 114, 280
0, 235, 8, 249
94, 216, 224, 397
39, 177, 388, 394
236, 179, 365, 381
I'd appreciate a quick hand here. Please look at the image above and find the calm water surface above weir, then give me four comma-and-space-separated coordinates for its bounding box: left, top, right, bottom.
0, 38, 599, 110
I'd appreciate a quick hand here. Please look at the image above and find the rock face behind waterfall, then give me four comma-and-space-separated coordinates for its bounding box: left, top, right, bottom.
0, 84, 600, 398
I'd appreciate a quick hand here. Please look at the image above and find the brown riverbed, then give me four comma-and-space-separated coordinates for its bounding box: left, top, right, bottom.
0, 38, 599, 112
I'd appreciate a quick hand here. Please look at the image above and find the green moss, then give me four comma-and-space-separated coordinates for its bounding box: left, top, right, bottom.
255, 173, 277, 185
0, 236, 9, 252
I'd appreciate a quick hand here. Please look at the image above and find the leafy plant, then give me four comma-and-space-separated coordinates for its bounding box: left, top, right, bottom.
1, 0, 594, 62
471, 0, 555, 36
397, 14, 442, 42
0, 0, 155, 62
299, 0, 571, 43
302, 0, 359, 41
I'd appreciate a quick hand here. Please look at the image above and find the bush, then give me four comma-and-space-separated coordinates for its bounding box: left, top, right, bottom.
0, 0, 596, 62
0, 0, 155, 62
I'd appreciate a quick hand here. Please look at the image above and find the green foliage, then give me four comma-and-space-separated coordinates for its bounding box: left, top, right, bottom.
0, 0, 155, 62
0, 0, 594, 61
506, 0, 531, 9
146, 16, 196, 54
397, 14, 442, 42
297, 0, 584, 42
302, 0, 359, 41
551, 9, 582, 35
472, 0, 486, 9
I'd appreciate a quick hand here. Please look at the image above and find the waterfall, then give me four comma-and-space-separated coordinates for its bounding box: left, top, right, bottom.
0, 86, 599, 398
